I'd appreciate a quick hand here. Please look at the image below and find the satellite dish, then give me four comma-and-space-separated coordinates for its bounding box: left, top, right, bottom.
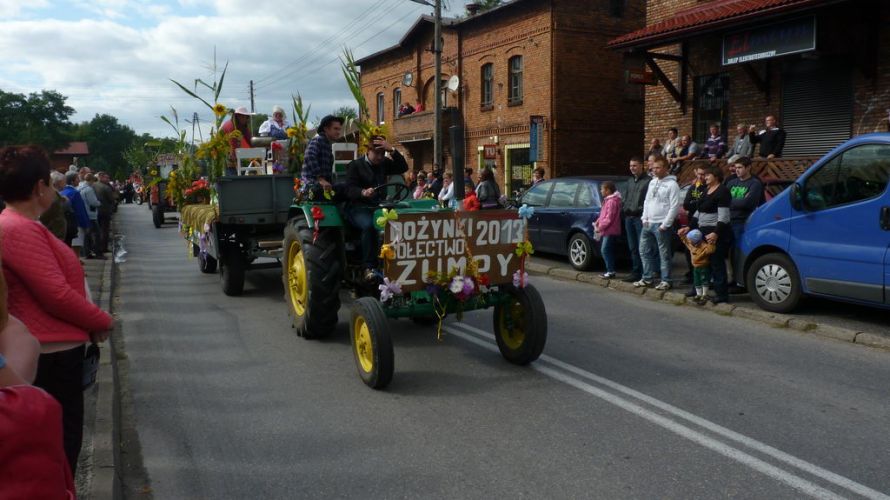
447, 75, 460, 92
402, 71, 414, 87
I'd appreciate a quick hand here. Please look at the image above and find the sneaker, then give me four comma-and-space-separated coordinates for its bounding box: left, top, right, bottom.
633, 279, 652, 288
695, 295, 708, 305
622, 276, 641, 283
654, 281, 672, 291
684, 288, 697, 297
602, 272, 616, 279
710, 296, 729, 305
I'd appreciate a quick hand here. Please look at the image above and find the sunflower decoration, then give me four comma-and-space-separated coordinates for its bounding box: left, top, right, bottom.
212, 103, 228, 117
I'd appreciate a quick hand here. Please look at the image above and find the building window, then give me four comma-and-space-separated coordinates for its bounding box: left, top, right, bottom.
609, 0, 626, 17
481, 63, 493, 108
393, 88, 401, 118
508, 56, 523, 105
376, 92, 385, 124
693, 74, 729, 145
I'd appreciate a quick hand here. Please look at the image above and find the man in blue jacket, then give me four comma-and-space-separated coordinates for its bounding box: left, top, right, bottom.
60, 172, 90, 257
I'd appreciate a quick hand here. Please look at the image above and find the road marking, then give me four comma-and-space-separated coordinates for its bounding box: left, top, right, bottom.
445, 322, 890, 500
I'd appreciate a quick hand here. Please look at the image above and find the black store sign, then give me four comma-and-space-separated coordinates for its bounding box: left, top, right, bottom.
723, 17, 816, 65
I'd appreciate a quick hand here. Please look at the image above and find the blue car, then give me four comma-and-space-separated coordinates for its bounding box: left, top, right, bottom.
739, 133, 890, 313
518, 176, 627, 270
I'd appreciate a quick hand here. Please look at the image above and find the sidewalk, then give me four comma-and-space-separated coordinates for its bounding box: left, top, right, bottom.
77, 256, 117, 500
527, 254, 890, 351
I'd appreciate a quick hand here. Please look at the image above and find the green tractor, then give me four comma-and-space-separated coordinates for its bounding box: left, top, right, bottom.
282, 182, 547, 389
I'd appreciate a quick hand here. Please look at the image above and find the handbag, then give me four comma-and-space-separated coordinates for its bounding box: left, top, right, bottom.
82, 343, 100, 390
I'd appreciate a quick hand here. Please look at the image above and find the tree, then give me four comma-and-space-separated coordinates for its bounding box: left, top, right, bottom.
473, 0, 501, 13
71, 114, 138, 178
0, 90, 74, 150
331, 106, 358, 121
250, 113, 268, 134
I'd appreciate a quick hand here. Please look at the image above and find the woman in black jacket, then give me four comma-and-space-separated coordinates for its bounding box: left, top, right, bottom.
681, 164, 732, 304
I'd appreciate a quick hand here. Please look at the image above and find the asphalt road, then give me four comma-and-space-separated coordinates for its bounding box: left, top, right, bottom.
115, 204, 890, 499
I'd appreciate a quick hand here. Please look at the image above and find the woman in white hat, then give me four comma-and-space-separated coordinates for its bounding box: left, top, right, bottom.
258, 105, 291, 140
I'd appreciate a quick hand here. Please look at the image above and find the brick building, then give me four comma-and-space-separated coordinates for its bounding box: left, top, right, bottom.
609, 0, 890, 162
357, 0, 645, 194
52, 142, 89, 173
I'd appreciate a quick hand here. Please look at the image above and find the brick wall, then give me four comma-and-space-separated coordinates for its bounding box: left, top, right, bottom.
643, 1, 890, 157
552, 0, 646, 176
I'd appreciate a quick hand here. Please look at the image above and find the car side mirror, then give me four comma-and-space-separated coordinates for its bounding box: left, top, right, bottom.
790, 182, 804, 211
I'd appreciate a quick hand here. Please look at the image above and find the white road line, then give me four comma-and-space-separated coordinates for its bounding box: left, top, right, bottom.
445, 322, 890, 500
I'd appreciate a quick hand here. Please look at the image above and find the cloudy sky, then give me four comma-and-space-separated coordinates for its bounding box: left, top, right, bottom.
0, 0, 461, 140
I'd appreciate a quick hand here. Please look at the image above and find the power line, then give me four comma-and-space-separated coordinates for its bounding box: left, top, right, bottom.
254, 0, 417, 92
253, 0, 396, 85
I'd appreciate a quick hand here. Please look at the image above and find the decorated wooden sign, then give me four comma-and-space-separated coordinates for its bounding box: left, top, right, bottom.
382, 211, 526, 292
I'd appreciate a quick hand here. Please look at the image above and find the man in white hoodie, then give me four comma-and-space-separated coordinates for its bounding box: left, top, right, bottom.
635, 157, 680, 290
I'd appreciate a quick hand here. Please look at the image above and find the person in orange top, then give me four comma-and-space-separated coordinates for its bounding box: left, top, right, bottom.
220, 107, 253, 174
463, 184, 480, 211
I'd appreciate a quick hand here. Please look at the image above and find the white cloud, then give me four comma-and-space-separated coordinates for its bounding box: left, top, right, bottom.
0, 0, 434, 138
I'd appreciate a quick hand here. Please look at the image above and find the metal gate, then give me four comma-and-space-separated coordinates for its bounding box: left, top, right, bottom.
781, 60, 852, 157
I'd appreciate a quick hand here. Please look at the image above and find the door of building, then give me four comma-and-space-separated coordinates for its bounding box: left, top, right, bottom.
781, 59, 852, 157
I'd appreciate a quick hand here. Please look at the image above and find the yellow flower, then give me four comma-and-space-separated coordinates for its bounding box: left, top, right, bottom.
212, 103, 227, 116
286, 127, 298, 138
379, 244, 395, 261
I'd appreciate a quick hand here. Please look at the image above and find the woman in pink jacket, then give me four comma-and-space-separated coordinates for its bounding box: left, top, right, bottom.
594, 181, 623, 279
0, 145, 113, 474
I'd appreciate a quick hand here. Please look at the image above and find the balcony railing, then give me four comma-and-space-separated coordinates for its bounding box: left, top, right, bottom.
390, 108, 454, 143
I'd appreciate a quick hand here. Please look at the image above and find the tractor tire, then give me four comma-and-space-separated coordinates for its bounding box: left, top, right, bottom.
282, 217, 342, 339
350, 297, 394, 390
493, 284, 548, 365
220, 248, 245, 296
152, 205, 163, 228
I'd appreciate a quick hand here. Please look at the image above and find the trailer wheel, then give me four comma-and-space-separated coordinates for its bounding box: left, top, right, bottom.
220, 248, 245, 296
350, 297, 394, 389
199, 252, 217, 274
493, 284, 548, 365
282, 217, 342, 339
152, 205, 163, 228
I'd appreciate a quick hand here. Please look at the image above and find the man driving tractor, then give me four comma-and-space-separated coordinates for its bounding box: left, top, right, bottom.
343, 135, 408, 283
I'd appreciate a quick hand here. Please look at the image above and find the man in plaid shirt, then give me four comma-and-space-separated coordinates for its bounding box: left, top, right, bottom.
301, 115, 344, 192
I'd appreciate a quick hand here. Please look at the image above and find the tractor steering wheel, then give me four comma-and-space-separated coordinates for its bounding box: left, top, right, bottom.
373, 182, 411, 205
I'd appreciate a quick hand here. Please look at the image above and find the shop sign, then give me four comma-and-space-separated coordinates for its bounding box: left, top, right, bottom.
723, 17, 816, 65
383, 212, 525, 292
483, 144, 498, 160
529, 116, 545, 162
626, 69, 657, 85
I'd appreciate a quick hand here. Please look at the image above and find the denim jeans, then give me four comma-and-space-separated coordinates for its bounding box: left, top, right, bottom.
601, 235, 617, 274
345, 205, 378, 269
624, 216, 643, 278
639, 223, 674, 282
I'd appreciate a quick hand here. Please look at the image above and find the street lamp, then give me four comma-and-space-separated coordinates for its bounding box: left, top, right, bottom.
408, 0, 443, 172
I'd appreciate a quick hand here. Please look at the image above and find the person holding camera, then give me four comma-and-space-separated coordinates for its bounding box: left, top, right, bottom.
344, 136, 408, 282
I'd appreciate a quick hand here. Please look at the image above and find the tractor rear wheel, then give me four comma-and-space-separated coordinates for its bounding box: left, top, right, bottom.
282, 217, 342, 339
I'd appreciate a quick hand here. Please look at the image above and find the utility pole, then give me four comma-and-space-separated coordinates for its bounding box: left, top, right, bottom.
433, 0, 442, 173
249, 80, 255, 114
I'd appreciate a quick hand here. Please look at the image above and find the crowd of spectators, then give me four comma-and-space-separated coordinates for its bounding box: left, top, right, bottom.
0, 145, 115, 496
405, 165, 510, 212
605, 114, 783, 303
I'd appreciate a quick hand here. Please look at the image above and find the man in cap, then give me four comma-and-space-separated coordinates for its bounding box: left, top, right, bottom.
301, 115, 343, 193
343, 135, 408, 282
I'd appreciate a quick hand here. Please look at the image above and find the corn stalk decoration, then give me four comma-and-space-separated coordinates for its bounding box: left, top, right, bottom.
341, 48, 389, 154
286, 94, 311, 175
168, 60, 238, 182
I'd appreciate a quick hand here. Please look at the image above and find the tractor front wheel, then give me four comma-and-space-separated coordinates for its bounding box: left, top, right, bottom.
350, 297, 394, 389
492, 284, 547, 365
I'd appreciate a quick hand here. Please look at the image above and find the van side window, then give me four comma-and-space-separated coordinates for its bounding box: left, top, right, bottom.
803, 144, 890, 210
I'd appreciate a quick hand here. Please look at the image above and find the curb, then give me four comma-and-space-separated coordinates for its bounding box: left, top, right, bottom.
527, 261, 890, 351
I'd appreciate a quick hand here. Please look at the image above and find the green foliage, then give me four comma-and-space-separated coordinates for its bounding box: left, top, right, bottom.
250, 113, 268, 133
70, 113, 139, 178
332, 106, 357, 121
0, 89, 75, 150
475, 0, 501, 12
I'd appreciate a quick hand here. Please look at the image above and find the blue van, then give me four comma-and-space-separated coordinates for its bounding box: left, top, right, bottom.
738, 133, 890, 313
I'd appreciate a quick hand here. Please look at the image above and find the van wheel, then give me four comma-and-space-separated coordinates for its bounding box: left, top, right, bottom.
747, 253, 803, 313
568, 233, 595, 271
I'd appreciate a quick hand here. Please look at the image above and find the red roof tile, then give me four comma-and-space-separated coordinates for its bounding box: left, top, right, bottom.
608, 0, 833, 49
54, 142, 89, 156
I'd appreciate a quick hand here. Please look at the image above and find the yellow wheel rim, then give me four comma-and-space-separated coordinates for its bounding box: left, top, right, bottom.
354, 316, 374, 373
287, 241, 307, 317
497, 299, 526, 350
